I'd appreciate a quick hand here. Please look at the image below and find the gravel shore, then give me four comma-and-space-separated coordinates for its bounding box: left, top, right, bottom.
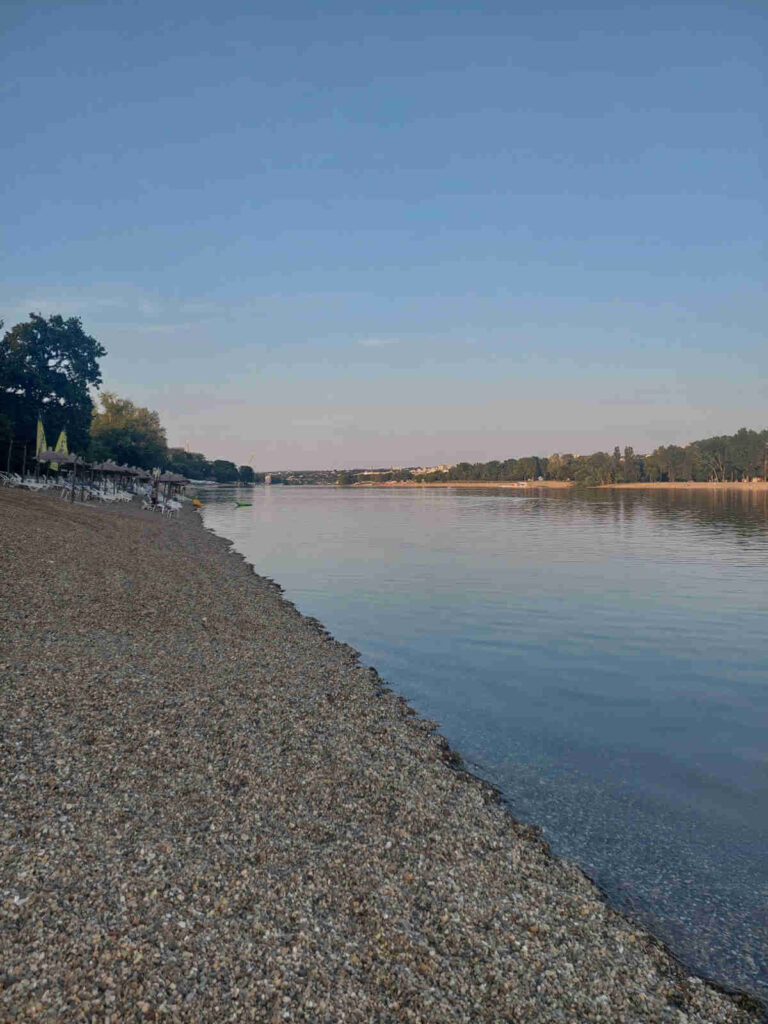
1, 489, 763, 1023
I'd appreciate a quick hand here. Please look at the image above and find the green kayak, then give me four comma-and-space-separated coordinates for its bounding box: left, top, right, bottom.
235, 501, 252, 507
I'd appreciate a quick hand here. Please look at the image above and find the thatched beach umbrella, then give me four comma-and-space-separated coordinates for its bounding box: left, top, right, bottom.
158, 471, 175, 499
110, 464, 136, 491
157, 471, 188, 499
37, 450, 87, 468
91, 460, 123, 493
37, 449, 66, 464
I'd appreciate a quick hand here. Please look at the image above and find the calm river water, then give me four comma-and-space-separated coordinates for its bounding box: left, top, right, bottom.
201, 485, 768, 1004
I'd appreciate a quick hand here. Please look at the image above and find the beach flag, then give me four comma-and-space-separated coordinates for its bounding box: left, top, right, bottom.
35, 419, 47, 458
51, 429, 68, 472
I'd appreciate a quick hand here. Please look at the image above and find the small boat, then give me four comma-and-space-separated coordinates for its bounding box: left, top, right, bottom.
235, 501, 252, 507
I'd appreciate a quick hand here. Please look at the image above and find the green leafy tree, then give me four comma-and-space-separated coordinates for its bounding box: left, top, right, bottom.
516, 456, 541, 480
694, 437, 728, 482
623, 446, 642, 483
723, 428, 766, 480
167, 448, 212, 479
574, 452, 614, 486
553, 453, 576, 480
211, 459, 239, 483
0, 313, 106, 453
336, 471, 357, 485
612, 446, 623, 481
90, 392, 168, 469
238, 465, 255, 484
644, 448, 665, 481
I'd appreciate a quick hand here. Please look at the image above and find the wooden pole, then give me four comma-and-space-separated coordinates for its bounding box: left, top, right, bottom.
6, 438, 12, 474
21, 444, 27, 480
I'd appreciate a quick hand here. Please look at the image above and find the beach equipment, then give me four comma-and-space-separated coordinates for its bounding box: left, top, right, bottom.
37, 450, 88, 501
36, 450, 85, 466
157, 471, 189, 497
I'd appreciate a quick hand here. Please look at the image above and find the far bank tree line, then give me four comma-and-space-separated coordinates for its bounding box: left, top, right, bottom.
339, 432, 768, 487
0, 313, 260, 483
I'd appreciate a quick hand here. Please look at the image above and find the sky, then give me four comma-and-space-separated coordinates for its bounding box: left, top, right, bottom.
2, 0, 766, 469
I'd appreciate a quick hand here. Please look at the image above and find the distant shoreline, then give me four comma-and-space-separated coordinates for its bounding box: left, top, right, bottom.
598, 481, 768, 491
352, 479, 768, 491
353, 480, 572, 489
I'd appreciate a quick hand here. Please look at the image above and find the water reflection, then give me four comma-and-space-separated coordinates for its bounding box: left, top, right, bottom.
201, 485, 768, 1004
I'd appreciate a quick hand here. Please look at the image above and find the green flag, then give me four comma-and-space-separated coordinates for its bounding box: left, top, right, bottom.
36, 419, 47, 458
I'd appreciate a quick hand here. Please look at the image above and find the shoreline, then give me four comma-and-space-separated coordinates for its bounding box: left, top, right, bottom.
352, 480, 573, 489
1, 489, 764, 1022
598, 481, 768, 490
352, 480, 768, 491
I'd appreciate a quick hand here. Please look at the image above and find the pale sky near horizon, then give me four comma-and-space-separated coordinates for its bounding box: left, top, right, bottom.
2, 0, 766, 470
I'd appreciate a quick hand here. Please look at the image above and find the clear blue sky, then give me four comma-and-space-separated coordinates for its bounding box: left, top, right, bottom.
2, 0, 765, 469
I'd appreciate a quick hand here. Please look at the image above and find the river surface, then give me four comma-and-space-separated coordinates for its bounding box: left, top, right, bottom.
200, 485, 768, 1004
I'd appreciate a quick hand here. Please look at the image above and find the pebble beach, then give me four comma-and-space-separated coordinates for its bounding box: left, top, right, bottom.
1, 489, 763, 1024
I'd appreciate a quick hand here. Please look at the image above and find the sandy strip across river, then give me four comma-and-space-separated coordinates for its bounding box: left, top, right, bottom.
0, 489, 763, 1023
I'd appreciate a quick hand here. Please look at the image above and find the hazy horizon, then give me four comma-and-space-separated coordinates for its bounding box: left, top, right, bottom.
3, 0, 765, 471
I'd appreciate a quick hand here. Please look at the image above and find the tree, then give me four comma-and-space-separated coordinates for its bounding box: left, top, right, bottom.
0, 313, 106, 453
516, 456, 541, 480
623, 446, 641, 483
694, 437, 728, 482
211, 459, 239, 483
238, 465, 255, 484
90, 392, 168, 469
574, 452, 614, 486
552, 453, 575, 481
0, 412, 11, 447
612, 446, 623, 481
167, 448, 212, 479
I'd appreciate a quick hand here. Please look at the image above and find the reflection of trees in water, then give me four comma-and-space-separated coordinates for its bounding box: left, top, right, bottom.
466, 487, 768, 541
619, 488, 768, 539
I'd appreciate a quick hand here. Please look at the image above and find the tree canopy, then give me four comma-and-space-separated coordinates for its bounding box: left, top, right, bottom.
90, 392, 168, 469
167, 448, 213, 480
0, 313, 106, 453
211, 459, 239, 483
